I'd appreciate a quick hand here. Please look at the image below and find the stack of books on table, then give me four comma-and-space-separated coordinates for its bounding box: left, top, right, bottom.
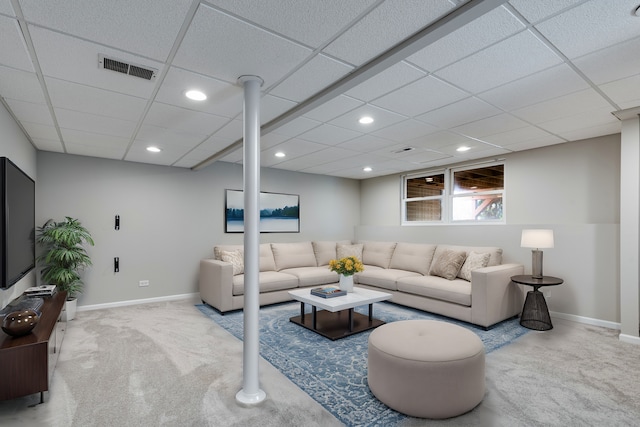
23, 285, 57, 297
310, 285, 346, 298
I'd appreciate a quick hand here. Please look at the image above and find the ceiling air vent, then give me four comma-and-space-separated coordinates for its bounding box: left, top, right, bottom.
98, 54, 157, 81
392, 147, 415, 154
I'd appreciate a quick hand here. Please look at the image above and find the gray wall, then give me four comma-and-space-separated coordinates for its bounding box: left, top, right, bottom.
36, 152, 360, 307
358, 134, 621, 325
0, 102, 37, 308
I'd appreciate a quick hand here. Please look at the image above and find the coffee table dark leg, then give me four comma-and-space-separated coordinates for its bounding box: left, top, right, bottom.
348, 308, 353, 332
300, 302, 305, 323
312, 305, 317, 330
368, 303, 373, 321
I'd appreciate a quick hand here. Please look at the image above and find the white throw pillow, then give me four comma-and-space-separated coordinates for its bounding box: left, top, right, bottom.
220, 250, 244, 275
458, 251, 491, 282
336, 243, 364, 261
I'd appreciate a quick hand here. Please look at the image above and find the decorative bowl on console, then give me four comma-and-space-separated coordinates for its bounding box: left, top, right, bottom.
2, 309, 40, 337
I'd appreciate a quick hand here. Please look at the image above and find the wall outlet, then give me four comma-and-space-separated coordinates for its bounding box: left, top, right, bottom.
139, 280, 149, 287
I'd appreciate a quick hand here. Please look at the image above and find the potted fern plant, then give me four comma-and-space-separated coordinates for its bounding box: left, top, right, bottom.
36, 217, 94, 321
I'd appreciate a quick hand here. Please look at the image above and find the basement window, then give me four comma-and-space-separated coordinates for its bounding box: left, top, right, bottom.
402, 162, 505, 225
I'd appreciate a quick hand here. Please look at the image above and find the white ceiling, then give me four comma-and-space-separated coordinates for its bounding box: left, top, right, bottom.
0, 0, 638, 179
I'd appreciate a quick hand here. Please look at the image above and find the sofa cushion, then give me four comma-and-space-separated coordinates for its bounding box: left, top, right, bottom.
362, 241, 397, 269
397, 276, 472, 306
280, 267, 339, 287
271, 242, 317, 271
356, 268, 421, 291
220, 250, 244, 275
231, 271, 298, 296
458, 251, 491, 282
312, 240, 351, 266
433, 244, 502, 267
389, 243, 437, 276
337, 243, 364, 260
429, 249, 467, 280
214, 244, 276, 272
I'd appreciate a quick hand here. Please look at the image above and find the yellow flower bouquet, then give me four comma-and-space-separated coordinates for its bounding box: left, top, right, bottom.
328, 256, 364, 276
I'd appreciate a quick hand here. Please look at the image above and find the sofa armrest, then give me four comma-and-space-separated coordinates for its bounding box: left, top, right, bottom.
470, 263, 525, 328
199, 259, 234, 313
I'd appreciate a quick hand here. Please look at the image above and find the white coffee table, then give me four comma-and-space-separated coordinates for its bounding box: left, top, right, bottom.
288, 286, 392, 340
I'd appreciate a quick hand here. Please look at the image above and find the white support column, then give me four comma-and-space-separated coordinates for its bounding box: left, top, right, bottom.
618, 111, 640, 345
236, 75, 266, 404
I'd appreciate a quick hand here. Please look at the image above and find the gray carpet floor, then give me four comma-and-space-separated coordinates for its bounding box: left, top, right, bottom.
0, 296, 638, 426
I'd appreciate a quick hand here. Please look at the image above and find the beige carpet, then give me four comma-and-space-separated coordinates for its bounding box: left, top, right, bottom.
0, 297, 638, 426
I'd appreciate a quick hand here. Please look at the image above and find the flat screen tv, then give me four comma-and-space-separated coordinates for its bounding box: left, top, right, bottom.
0, 157, 35, 288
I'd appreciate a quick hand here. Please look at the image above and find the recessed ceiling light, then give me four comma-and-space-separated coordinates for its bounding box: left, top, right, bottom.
275, 152, 285, 158
363, 166, 372, 172
146, 146, 162, 153
185, 90, 206, 101
456, 146, 471, 152
359, 116, 374, 124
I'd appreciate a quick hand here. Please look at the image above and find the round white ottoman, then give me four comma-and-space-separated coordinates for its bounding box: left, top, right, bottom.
367, 320, 485, 419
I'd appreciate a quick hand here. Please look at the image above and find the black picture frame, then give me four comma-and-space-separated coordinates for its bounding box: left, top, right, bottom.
225, 189, 300, 233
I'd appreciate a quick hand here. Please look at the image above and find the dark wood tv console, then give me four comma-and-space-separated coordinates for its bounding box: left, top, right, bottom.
0, 291, 67, 403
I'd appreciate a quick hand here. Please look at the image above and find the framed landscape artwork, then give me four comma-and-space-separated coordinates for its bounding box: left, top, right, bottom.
225, 189, 300, 233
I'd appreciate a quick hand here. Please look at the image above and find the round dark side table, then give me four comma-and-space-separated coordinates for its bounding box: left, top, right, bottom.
511, 275, 563, 331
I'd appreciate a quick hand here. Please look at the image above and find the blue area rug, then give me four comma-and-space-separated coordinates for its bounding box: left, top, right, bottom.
196, 301, 529, 426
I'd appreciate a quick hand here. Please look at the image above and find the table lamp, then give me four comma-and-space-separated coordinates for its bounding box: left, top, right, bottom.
521, 229, 554, 279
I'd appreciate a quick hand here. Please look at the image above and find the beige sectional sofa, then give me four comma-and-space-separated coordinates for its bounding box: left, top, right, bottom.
199, 240, 524, 328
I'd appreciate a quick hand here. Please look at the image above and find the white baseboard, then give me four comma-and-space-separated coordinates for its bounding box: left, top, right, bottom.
549, 310, 621, 330
77, 292, 199, 312
619, 334, 640, 345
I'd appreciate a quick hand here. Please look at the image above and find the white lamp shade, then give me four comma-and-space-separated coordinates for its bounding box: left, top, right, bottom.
521, 229, 554, 249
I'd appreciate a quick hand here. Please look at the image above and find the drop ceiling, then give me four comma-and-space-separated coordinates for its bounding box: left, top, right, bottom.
0, 0, 638, 179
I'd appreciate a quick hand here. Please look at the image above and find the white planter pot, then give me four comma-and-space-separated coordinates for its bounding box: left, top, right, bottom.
339, 274, 354, 292
62, 298, 77, 321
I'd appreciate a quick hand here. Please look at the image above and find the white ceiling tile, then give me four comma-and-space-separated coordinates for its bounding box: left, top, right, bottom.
537, 106, 620, 135
323, 0, 454, 65
155, 67, 243, 118
261, 95, 298, 124
261, 139, 326, 167
554, 121, 620, 142
345, 61, 426, 102
512, 89, 612, 124
534, 0, 640, 59
207, 0, 377, 48
0, 67, 45, 103
303, 95, 364, 122
478, 125, 559, 147
298, 123, 362, 145
435, 30, 563, 93
55, 108, 137, 138
336, 134, 395, 152
136, 124, 206, 149
260, 132, 289, 150
603, 75, 640, 110
0, 16, 33, 71
478, 64, 589, 110
144, 102, 229, 135
217, 151, 243, 164
173, 4, 312, 87
5, 99, 53, 126
0, 1, 14, 15
30, 27, 163, 98
20, 0, 192, 61
62, 129, 129, 160
500, 135, 566, 152
270, 116, 321, 138
408, 130, 478, 152
269, 54, 353, 102
328, 105, 406, 133
371, 75, 468, 117
124, 143, 184, 166
416, 97, 501, 128
371, 119, 438, 142
197, 135, 236, 153
574, 36, 640, 85
21, 121, 59, 141
209, 119, 243, 141
508, 0, 584, 24
453, 113, 529, 139
31, 137, 64, 152
46, 77, 147, 121
408, 6, 526, 72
